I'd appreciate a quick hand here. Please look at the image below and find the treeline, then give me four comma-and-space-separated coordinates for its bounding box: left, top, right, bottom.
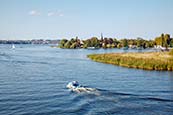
59, 34, 173, 49
0, 39, 60, 44
0, 40, 31, 44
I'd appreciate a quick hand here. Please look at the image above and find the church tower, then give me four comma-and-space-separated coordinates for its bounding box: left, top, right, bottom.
101, 33, 103, 41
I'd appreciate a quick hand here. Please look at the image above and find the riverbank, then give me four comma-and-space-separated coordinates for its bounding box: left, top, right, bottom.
87, 52, 173, 71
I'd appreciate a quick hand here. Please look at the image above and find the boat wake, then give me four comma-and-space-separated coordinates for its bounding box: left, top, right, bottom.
66, 81, 100, 95
65, 82, 173, 114
66, 81, 173, 102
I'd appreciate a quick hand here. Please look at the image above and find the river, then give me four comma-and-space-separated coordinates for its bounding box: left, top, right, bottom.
0, 44, 173, 115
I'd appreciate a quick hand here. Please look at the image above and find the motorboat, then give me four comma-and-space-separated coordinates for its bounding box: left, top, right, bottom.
66, 81, 97, 93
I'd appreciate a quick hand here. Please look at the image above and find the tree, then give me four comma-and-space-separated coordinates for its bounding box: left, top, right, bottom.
121, 39, 128, 47
164, 34, 171, 47
155, 37, 161, 46
113, 38, 119, 47
161, 33, 165, 47
128, 39, 135, 45
70, 42, 77, 49
170, 39, 173, 47
90, 37, 100, 48
64, 41, 72, 48
145, 42, 150, 48
59, 39, 68, 48
113, 38, 119, 44
70, 38, 75, 43
117, 43, 122, 48
137, 40, 142, 47
83, 39, 91, 48
154, 34, 171, 48
148, 40, 154, 47
136, 38, 144, 48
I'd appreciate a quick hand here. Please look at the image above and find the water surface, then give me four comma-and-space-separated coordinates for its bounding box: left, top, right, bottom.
0, 45, 173, 115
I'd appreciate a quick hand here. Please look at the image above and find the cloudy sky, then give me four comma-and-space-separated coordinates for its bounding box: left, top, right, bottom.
0, 0, 173, 40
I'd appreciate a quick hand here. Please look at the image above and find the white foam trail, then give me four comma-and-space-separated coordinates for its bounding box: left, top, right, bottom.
66, 81, 100, 95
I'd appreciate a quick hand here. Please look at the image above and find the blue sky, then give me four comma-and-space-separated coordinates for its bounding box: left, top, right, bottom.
0, 0, 173, 40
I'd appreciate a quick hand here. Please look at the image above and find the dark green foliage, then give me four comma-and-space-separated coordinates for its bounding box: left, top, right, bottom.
155, 33, 172, 47
121, 39, 128, 47
70, 43, 77, 49
90, 37, 100, 48
137, 38, 143, 48
170, 39, 173, 47
59, 39, 68, 48
64, 41, 72, 48
58, 33, 172, 49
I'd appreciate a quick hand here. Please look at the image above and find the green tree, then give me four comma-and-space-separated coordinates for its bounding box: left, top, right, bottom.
113, 38, 119, 44
164, 34, 171, 47
170, 39, 173, 47
59, 39, 68, 48
70, 42, 77, 49
64, 41, 72, 48
161, 33, 165, 47
113, 38, 119, 47
121, 39, 128, 47
90, 37, 100, 48
70, 38, 75, 43
148, 40, 155, 47
128, 39, 135, 45
155, 37, 161, 46
137, 38, 143, 48
117, 43, 122, 48
83, 39, 91, 48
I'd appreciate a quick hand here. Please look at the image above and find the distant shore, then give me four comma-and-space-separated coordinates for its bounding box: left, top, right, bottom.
87, 51, 173, 71
0, 39, 60, 44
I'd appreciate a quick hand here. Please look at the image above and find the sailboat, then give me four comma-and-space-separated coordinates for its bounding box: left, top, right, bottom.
12, 44, 15, 49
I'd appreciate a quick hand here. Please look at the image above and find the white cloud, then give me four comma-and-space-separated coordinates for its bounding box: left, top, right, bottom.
47, 11, 64, 17
28, 10, 64, 17
29, 10, 41, 16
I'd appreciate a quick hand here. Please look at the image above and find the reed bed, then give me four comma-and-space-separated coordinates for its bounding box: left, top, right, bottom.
87, 52, 173, 71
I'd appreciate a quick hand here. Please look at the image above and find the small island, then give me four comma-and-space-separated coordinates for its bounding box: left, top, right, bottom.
88, 50, 173, 71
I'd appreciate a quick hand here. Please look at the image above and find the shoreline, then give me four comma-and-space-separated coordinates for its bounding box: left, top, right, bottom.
87, 52, 173, 71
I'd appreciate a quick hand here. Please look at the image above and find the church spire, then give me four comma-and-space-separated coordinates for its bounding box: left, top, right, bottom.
101, 33, 103, 41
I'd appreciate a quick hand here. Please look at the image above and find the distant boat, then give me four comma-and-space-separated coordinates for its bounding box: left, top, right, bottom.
12, 44, 15, 49
87, 47, 97, 50
154, 45, 169, 51
160, 47, 169, 52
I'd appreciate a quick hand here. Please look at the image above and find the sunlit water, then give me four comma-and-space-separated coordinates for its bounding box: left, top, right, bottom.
0, 44, 173, 115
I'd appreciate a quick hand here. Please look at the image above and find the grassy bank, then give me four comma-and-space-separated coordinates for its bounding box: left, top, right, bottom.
87, 52, 173, 71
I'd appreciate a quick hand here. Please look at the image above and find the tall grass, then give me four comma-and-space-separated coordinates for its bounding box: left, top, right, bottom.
169, 49, 173, 56
87, 52, 173, 71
